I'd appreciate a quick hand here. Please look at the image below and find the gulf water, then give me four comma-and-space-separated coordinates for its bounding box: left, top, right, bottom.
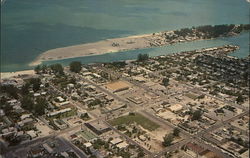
1, 0, 249, 72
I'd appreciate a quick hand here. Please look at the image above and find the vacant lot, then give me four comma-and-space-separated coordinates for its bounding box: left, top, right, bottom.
109, 113, 160, 131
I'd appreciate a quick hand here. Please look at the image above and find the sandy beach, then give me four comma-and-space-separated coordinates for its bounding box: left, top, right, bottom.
29, 33, 168, 66
1, 70, 35, 79
29, 24, 249, 66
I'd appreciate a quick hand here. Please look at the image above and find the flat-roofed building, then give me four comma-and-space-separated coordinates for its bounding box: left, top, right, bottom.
84, 120, 111, 135
117, 142, 129, 149
167, 104, 183, 113
47, 108, 72, 117
110, 138, 123, 145
42, 143, 53, 154
105, 81, 130, 93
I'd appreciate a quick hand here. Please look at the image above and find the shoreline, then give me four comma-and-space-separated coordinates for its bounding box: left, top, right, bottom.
29, 24, 249, 66
2, 44, 240, 79
29, 33, 155, 66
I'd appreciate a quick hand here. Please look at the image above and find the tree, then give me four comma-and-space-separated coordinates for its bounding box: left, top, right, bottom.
69, 61, 82, 73
34, 97, 47, 115
21, 83, 30, 95
137, 53, 149, 62
80, 113, 90, 120
173, 128, 180, 137
34, 65, 41, 74
21, 96, 34, 110
162, 133, 174, 147
0, 85, 19, 99
29, 78, 41, 92
3, 104, 13, 114
197, 94, 205, 100
69, 77, 76, 84
50, 63, 64, 75
192, 110, 202, 121
41, 64, 47, 73
162, 77, 170, 86
236, 94, 244, 103
137, 149, 145, 158
0, 96, 7, 106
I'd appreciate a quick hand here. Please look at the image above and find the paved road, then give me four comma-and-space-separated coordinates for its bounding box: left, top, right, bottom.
100, 68, 243, 158
58, 137, 88, 158
50, 72, 154, 156
5, 68, 245, 158
4, 125, 82, 156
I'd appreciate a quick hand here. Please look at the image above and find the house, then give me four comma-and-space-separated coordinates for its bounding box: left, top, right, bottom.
34, 93, 41, 97
77, 109, 88, 117
71, 92, 80, 99
92, 73, 101, 78
21, 114, 32, 120
7, 99, 17, 105
41, 92, 47, 95
47, 108, 72, 117
30, 148, 42, 158
67, 83, 74, 89
84, 142, 92, 148
82, 72, 92, 76
18, 118, 34, 127
27, 130, 37, 139
1, 127, 17, 137
133, 76, 146, 83
116, 142, 129, 149
56, 96, 65, 102
61, 152, 69, 158
110, 138, 123, 145
58, 101, 70, 107
43, 143, 53, 154
0, 110, 5, 117
81, 67, 89, 72
53, 119, 68, 129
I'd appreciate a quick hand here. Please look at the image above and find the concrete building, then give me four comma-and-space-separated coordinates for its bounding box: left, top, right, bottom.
84, 121, 111, 135
167, 104, 183, 113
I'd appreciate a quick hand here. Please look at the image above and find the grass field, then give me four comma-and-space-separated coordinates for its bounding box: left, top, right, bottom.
78, 130, 97, 141
109, 113, 160, 131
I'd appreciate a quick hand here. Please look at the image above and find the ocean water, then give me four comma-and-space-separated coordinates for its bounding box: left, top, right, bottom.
1, 0, 249, 72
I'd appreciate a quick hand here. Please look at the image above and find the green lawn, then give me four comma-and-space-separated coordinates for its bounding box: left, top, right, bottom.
78, 130, 97, 141
109, 113, 160, 131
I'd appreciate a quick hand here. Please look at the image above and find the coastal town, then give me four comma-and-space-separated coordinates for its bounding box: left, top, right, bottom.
1, 42, 249, 158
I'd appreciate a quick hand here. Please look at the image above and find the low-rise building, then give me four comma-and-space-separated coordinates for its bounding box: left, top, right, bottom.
167, 104, 183, 113
85, 121, 111, 135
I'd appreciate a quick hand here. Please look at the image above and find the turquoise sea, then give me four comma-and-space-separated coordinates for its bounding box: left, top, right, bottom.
1, 0, 249, 72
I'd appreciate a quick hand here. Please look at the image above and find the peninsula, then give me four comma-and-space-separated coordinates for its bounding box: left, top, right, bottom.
30, 24, 249, 66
